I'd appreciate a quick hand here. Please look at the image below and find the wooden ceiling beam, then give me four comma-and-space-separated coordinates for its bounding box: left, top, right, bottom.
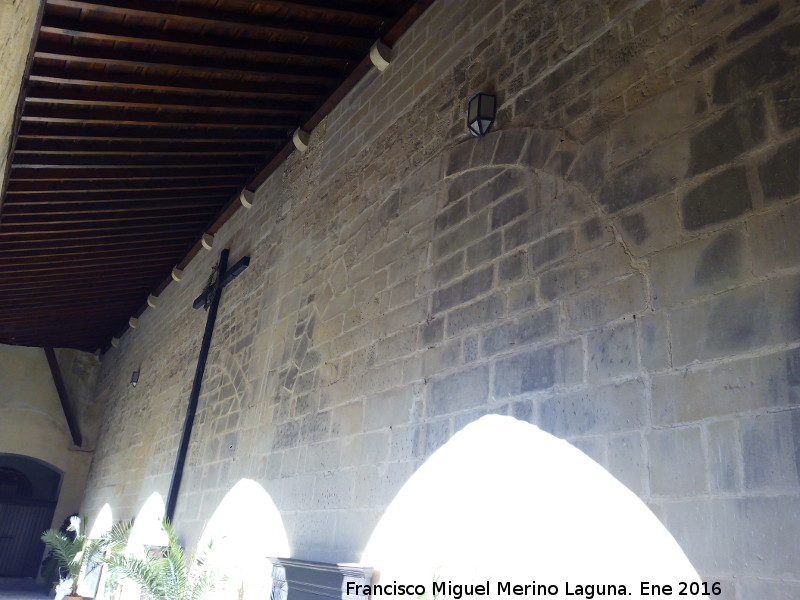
0, 244, 186, 264
10, 165, 251, 180
0, 223, 203, 243
0, 213, 212, 234
1, 274, 160, 295
12, 154, 257, 167
0, 255, 176, 278
4, 188, 231, 204
39, 15, 360, 62
3, 209, 219, 227
25, 84, 315, 113
0, 287, 153, 307
34, 41, 343, 81
17, 121, 289, 142
14, 139, 273, 155
0, 309, 132, 324
0, 231, 195, 251
21, 105, 300, 128
226, 0, 394, 21
6, 178, 241, 193
44, 0, 377, 41
4, 206, 220, 222
30, 65, 329, 96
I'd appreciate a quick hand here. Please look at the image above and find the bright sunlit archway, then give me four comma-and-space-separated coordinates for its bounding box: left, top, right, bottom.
76, 503, 114, 599
196, 479, 290, 600
126, 491, 168, 554
362, 415, 700, 599
118, 492, 168, 600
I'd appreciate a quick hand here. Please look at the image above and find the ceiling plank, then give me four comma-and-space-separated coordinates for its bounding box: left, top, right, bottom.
12, 154, 258, 167
16, 126, 285, 143
34, 40, 343, 81
4, 189, 232, 204
21, 105, 301, 128
39, 15, 360, 61
6, 178, 242, 193
44, 0, 378, 41
10, 166, 252, 180
25, 84, 315, 113
30, 65, 330, 96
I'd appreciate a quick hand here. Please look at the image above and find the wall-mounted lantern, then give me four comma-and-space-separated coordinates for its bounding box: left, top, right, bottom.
467, 92, 496, 137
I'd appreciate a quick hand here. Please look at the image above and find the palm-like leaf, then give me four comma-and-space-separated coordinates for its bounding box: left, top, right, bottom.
105, 518, 217, 600
41, 516, 109, 595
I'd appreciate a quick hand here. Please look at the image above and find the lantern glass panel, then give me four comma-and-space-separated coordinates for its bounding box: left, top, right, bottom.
467, 92, 496, 137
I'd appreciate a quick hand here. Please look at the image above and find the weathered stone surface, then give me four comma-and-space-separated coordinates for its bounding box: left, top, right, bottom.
772, 76, 800, 132
650, 229, 748, 308
611, 82, 707, 167
607, 432, 646, 496
540, 243, 631, 301
433, 265, 493, 314
481, 307, 557, 357
759, 138, 800, 202
648, 426, 707, 496
529, 230, 574, 272
682, 167, 751, 230
670, 284, 769, 366
727, 3, 780, 43
446, 167, 504, 205
712, 24, 800, 103
434, 198, 467, 233
434, 214, 488, 259
587, 322, 638, 382
741, 409, 800, 491
688, 98, 765, 175
598, 138, 689, 213
466, 232, 501, 269
493, 345, 556, 398
492, 129, 529, 165
539, 379, 647, 437
615, 195, 681, 257
490, 189, 529, 229
428, 365, 489, 416
567, 134, 607, 193
567, 275, 646, 330
499, 251, 526, 282
446, 292, 506, 337
750, 202, 800, 275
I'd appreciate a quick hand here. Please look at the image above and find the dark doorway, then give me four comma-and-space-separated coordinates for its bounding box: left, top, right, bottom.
0, 455, 61, 577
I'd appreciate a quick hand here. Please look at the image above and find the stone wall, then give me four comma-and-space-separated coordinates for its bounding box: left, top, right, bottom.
0, 343, 102, 527
0, 0, 40, 201
81, 0, 800, 597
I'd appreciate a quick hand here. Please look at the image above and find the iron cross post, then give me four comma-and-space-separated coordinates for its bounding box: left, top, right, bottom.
166, 248, 250, 521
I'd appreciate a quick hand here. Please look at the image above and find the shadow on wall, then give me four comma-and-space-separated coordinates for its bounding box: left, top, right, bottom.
362, 415, 700, 599
197, 479, 290, 600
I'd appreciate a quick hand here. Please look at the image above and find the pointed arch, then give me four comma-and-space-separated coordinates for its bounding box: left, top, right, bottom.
197, 479, 290, 600
362, 415, 699, 598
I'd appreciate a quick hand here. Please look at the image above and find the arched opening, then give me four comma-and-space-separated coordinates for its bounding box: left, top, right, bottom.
117, 492, 167, 600
126, 492, 168, 554
362, 415, 699, 599
76, 503, 114, 599
0, 454, 62, 577
197, 479, 290, 600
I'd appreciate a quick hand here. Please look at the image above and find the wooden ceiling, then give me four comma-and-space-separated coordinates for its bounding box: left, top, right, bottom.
0, 0, 431, 353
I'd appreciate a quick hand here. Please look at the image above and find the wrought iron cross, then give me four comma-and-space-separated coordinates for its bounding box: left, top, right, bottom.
166, 248, 250, 521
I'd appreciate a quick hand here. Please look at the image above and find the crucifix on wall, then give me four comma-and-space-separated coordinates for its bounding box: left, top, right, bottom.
165, 248, 250, 521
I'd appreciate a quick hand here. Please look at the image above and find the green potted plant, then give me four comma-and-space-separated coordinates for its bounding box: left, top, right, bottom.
41, 516, 109, 600
105, 518, 217, 600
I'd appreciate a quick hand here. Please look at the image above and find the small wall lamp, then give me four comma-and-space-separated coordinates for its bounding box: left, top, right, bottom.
130, 370, 140, 387
467, 92, 496, 137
